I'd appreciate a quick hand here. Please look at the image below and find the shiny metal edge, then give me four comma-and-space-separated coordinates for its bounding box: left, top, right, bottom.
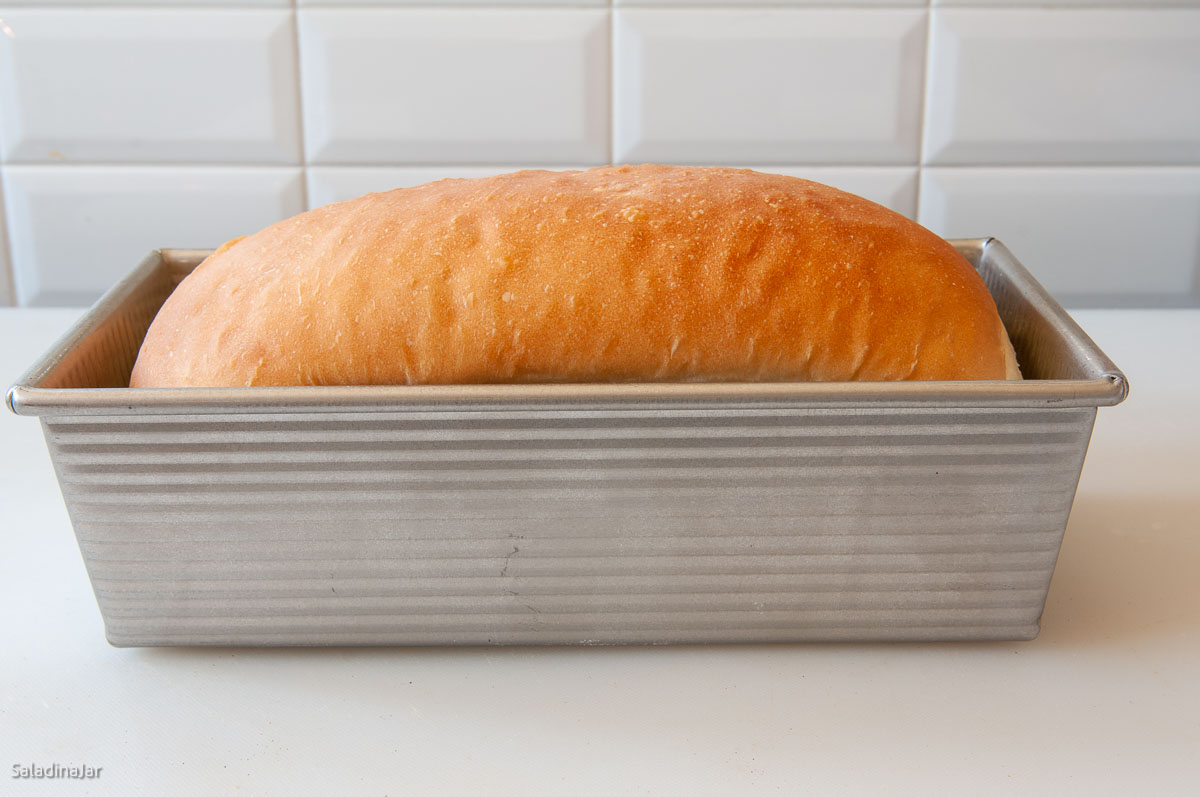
972, 238, 1127, 404
7, 240, 1129, 417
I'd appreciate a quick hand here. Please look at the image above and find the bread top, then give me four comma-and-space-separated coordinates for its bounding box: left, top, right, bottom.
130, 165, 1019, 388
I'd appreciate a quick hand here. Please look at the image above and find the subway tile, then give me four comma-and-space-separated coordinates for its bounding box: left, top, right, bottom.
934, 1, 1199, 6
614, 9, 926, 165
618, 0, 921, 5
925, 10, 1200, 165
306, 165, 595, 209
299, 1, 604, 6
299, 9, 609, 165
0, 2, 288, 6
919, 167, 1200, 307
2, 166, 304, 306
0, 9, 300, 164
1, 2, 289, 6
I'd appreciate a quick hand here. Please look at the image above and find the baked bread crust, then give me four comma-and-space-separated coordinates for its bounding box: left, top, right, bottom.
130, 165, 1019, 387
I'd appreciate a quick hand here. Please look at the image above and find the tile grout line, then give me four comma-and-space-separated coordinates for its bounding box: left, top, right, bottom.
914, 0, 935, 223
290, 0, 311, 211
608, 0, 615, 165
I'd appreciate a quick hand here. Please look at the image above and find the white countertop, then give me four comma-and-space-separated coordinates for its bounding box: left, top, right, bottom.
2, 308, 1198, 795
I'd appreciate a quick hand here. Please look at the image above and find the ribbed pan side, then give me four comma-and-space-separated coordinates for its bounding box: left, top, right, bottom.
44, 405, 1096, 645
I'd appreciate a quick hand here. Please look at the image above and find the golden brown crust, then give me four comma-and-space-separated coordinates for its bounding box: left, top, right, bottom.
130, 165, 1018, 388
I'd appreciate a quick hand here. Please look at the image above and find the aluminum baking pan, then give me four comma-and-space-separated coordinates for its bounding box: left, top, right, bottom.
7, 239, 1127, 646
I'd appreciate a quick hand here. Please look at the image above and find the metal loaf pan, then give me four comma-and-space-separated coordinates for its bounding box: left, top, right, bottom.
8, 239, 1127, 646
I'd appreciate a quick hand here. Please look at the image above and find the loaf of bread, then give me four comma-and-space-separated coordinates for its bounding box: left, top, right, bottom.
130, 165, 1019, 388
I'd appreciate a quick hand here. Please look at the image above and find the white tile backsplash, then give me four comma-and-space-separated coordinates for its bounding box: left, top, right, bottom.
2, 166, 304, 306
0, 9, 300, 165
0, 3, 1196, 308
299, 9, 609, 165
935, 1, 1200, 6
920, 168, 1200, 306
299, 1, 604, 5
618, 0, 922, 5
614, 9, 926, 165
925, 10, 1200, 166
1, 2, 290, 6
